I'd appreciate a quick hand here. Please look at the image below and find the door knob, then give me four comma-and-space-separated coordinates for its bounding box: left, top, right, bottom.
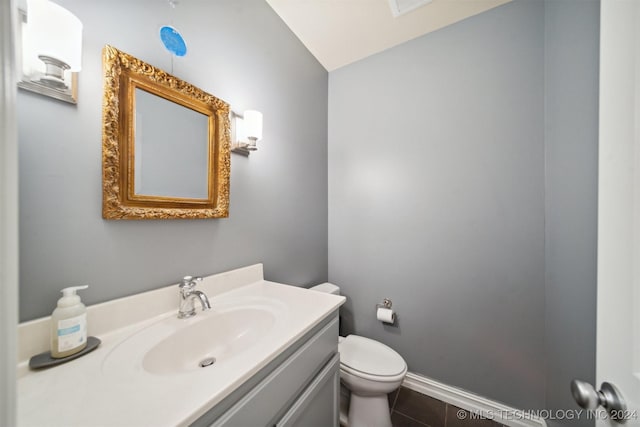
571, 379, 627, 421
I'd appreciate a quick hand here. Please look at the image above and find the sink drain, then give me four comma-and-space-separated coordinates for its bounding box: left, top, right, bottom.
199, 357, 216, 368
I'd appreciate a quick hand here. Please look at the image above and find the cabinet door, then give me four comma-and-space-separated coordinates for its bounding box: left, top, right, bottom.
205, 317, 339, 427
276, 354, 340, 427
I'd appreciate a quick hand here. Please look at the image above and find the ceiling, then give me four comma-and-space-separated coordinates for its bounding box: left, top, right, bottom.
265, 0, 512, 71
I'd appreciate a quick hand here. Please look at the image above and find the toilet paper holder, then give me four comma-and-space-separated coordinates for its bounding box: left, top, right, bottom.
376, 298, 392, 309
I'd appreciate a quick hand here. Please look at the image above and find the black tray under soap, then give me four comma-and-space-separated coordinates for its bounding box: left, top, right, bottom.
29, 336, 101, 369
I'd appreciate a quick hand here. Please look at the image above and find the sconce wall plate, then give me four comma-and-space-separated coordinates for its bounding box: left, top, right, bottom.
17, 5, 80, 104
17, 72, 78, 104
230, 144, 252, 157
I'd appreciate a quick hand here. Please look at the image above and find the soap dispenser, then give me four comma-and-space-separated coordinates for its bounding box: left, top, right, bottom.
50, 285, 89, 359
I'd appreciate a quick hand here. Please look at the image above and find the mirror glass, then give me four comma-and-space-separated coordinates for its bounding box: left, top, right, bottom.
102, 45, 230, 220
134, 88, 209, 199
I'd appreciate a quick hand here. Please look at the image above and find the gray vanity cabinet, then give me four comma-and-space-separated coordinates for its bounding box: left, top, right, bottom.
276, 354, 340, 427
193, 312, 340, 427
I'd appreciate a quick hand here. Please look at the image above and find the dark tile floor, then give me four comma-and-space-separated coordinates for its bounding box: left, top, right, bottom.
389, 387, 506, 427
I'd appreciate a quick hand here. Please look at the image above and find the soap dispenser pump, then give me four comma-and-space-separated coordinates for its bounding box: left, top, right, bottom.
50, 285, 89, 359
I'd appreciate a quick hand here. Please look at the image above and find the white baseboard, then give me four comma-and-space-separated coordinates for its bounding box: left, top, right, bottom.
402, 372, 547, 427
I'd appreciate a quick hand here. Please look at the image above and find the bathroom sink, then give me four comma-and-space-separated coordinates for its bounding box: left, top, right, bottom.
18, 269, 347, 427
102, 297, 287, 376
144, 305, 277, 374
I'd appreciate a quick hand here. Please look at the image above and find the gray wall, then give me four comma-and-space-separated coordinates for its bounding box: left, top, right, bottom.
544, 1, 599, 426
18, 0, 328, 321
329, 0, 546, 410
328, 0, 600, 414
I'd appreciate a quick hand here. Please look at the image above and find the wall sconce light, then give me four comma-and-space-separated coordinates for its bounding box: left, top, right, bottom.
17, 0, 83, 104
231, 110, 264, 156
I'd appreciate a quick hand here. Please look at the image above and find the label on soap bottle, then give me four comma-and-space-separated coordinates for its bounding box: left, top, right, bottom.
57, 314, 87, 352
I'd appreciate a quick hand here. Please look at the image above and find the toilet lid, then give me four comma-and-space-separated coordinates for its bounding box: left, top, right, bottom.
339, 335, 406, 377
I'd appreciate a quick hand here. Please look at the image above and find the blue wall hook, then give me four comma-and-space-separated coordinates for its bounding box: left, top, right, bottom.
159, 26, 187, 57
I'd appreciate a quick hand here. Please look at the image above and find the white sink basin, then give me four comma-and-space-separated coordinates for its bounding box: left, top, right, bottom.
144, 305, 277, 375
102, 296, 287, 377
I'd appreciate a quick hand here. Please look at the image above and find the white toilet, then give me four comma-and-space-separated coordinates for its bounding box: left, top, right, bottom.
310, 283, 407, 427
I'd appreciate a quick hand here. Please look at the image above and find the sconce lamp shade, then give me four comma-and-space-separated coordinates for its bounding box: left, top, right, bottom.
230, 110, 264, 155
244, 110, 263, 141
27, 0, 83, 71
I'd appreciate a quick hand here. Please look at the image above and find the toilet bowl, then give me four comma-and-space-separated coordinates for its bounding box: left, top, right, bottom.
339, 334, 407, 427
310, 283, 407, 427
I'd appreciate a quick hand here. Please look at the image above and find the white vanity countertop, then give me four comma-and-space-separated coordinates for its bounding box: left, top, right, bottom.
17, 265, 345, 427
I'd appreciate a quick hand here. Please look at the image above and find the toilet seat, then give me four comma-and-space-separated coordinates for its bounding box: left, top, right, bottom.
339, 335, 407, 382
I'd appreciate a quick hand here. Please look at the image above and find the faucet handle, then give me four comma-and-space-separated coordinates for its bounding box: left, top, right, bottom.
180, 276, 202, 289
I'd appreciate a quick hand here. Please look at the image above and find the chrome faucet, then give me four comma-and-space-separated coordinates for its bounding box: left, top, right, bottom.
178, 276, 211, 319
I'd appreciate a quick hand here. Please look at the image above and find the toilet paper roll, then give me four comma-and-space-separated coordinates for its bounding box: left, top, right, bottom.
377, 307, 396, 324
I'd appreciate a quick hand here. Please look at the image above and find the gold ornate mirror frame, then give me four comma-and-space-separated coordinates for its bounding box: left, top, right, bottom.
102, 45, 230, 220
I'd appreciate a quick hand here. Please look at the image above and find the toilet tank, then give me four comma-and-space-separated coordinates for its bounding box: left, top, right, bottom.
309, 282, 340, 295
